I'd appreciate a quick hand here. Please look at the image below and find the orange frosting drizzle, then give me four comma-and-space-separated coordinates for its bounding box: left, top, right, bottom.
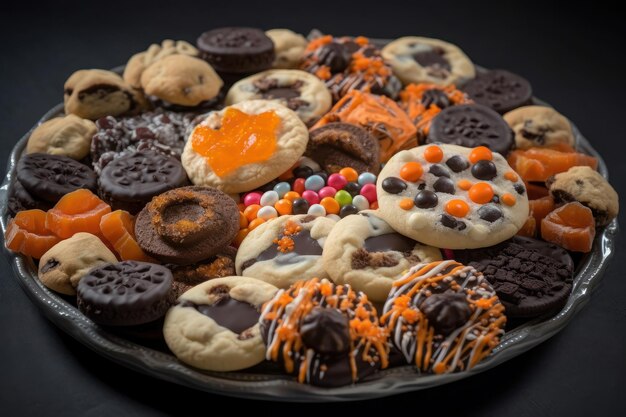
191, 107, 280, 177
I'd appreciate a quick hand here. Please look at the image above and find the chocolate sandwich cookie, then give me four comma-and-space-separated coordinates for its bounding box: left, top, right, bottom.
16, 153, 97, 203
427, 103, 515, 156
306, 123, 381, 174
77, 261, 175, 326
381, 260, 506, 373
98, 150, 189, 214
135, 186, 239, 265
168, 247, 236, 287
197, 27, 275, 84
260, 278, 389, 386
91, 109, 195, 174
454, 235, 574, 318
163, 276, 279, 372
461, 69, 533, 114
7, 181, 52, 216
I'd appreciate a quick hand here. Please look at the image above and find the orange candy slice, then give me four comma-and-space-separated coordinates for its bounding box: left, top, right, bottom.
507, 147, 598, 182
99, 210, 154, 262
529, 196, 556, 223
4, 209, 61, 259
541, 202, 595, 252
45, 189, 111, 239
191, 107, 280, 177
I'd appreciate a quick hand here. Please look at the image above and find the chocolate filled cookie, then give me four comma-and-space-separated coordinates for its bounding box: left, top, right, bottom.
461, 69, 533, 114
197, 27, 275, 84
427, 104, 515, 156
260, 278, 389, 386
135, 186, 239, 264
454, 236, 574, 319
17, 153, 97, 203
168, 247, 236, 289
98, 150, 189, 214
225, 69, 331, 123
77, 261, 175, 326
306, 123, 380, 174
382, 260, 506, 373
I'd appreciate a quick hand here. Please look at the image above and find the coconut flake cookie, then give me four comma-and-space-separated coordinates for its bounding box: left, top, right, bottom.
322, 211, 442, 302
376, 144, 529, 249
181, 100, 308, 194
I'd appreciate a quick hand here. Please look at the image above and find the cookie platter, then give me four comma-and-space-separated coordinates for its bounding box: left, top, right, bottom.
0, 29, 619, 401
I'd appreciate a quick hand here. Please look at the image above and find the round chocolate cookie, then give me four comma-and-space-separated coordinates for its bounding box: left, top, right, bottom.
98, 150, 189, 214
7, 181, 52, 216
461, 69, 533, 114
16, 153, 97, 203
135, 186, 239, 265
454, 235, 574, 319
306, 123, 381, 174
260, 278, 389, 387
197, 27, 275, 78
427, 104, 515, 156
77, 261, 174, 326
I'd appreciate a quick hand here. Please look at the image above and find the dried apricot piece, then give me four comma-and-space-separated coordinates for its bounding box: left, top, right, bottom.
507, 147, 598, 182
517, 215, 537, 237
4, 209, 60, 259
46, 189, 111, 239
529, 196, 556, 223
541, 202, 595, 252
99, 210, 154, 262
524, 181, 550, 200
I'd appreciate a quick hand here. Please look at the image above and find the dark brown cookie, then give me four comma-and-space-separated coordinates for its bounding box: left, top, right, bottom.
461, 69, 533, 114
168, 247, 237, 286
7, 181, 52, 216
135, 186, 239, 265
454, 236, 574, 319
306, 123, 380, 174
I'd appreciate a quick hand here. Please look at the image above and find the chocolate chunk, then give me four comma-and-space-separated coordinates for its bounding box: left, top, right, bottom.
382, 177, 407, 194
40, 258, 60, 273
478, 205, 503, 222
193, 295, 260, 334
422, 89, 451, 109
461, 69, 533, 114
445, 155, 470, 173
420, 292, 471, 336
429, 164, 450, 177
301, 307, 350, 354
413, 48, 451, 72
471, 160, 497, 180
513, 183, 526, 195
440, 213, 466, 230
362, 233, 416, 253
433, 177, 455, 194
414, 190, 438, 208
317, 43, 351, 73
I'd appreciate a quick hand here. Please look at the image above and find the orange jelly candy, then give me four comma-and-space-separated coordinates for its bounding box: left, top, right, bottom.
517, 215, 537, 237
4, 209, 61, 259
529, 196, 556, 223
524, 181, 550, 200
541, 202, 595, 252
191, 108, 280, 177
46, 189, 111, 239
507, 147, 598, 182
99, 210, 153, 262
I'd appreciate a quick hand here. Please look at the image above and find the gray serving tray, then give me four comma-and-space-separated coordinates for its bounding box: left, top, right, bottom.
0, 100, 618, 402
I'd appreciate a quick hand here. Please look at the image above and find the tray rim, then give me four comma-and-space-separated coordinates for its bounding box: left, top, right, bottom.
0, 100, 618, 403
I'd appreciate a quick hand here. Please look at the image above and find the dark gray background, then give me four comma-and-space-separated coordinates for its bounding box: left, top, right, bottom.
1, 1, 625, 415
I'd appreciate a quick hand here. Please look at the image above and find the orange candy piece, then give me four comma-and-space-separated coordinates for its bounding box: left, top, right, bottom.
283, 191, 300, 202
320, 197, 340, 215
99, 210, 154, 262
243, 204, 261, 222
529, 196, 556, 223
248, 218, 266, 231
191, 107, 280, 177
400, 162, 423, 182
469, 146, 493, 164
541, 202, 595, 252
504, 171, 519, 182
423, 145, 443, 163
501, 193, 517, 206
233, 228, 249, 247
507, 147, 598, 182
339, 167, 359, 182
239, 212, 249, 229
445, 199, 470, 217
45, 189, 111, 239
399, 198, 414, 210
275, 199, 293, 216
457, 179, 472, 191
468, 182, 494, 204
4, 209, 61, 259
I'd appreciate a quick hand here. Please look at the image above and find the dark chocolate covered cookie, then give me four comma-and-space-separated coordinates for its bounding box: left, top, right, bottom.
461, 69, 533, 114
7, 181, 52, 216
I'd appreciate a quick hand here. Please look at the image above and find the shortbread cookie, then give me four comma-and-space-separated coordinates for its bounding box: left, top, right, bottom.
38, 232, 118, 296
322, 211, 442, 302
64, 69, 144, 120
547, 166, 619, 226
503, 105, 575, 149
26, 115, 96, 160
381, 260, 506, 373
140, 55, 223, 108
266, 29, 307, 69
236, 214, 336, 288
376, 144, 529, 249
163, 276, 278, 371
225, 69, 331, 123
181, 100, 308, 194
382, 36, 475, 86
123, 39, 199, 89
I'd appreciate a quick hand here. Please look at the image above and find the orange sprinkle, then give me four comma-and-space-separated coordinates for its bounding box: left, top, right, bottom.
274, 236, 295, 253
457, 179, 472, 190
475, 297, 496, 310
306, 35, 333, 52
433, 362, 447, 374
423, 145, 444, 163
504, 171, 519, 182
354, 36, 369, 46
339, 167, 358, 182
445, 199, 470, 217
468, 182, 494, 204
501, 193, 517, 206
469, 146, 493, 164
248, 217, 266, 231
399, 198, 414, 210
283, 220, 302, 236
400, 162, 423, 182
315, 66, 331, 80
